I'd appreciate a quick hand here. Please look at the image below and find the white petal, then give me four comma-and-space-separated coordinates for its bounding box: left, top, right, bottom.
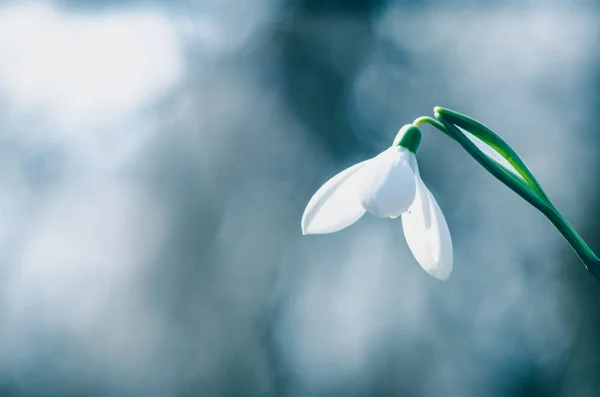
359, 147, 416, 219
401, 173, 453, 280
301, 160, 369, 235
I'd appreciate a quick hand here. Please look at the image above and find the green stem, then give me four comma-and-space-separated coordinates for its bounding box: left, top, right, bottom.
434, 108, 550, 203
415, 112, 600, 281
413, 116, 455, 141
541, 204, 600, 280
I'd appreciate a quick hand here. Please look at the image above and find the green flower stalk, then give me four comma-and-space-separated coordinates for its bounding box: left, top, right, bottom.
417, 107, 600, 281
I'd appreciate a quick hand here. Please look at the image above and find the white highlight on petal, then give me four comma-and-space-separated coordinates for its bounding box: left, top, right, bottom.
301, 161, 369, 235
401, 156, 453, 281
359, 147, 416, 219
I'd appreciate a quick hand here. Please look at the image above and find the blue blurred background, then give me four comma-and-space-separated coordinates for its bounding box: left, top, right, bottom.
0, 0, 599, 396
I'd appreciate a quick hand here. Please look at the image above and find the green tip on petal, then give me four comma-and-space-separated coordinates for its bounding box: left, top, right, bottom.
393, 124, 422, 153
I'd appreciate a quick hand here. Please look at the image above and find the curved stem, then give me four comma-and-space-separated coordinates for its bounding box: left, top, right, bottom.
416, 112, 600, 281
413, 116, 455, 141
435, 108, 550, 203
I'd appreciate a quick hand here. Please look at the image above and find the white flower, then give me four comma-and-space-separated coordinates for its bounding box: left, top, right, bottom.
301, 125, 453, 280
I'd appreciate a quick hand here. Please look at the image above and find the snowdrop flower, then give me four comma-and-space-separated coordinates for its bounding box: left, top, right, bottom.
300, 106, 600, 283
301, 125, 453, 280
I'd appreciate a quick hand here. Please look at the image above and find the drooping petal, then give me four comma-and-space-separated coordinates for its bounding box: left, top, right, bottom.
401, 169, 453, 281
301, 160, 370, 235
359, 147, 416, 219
